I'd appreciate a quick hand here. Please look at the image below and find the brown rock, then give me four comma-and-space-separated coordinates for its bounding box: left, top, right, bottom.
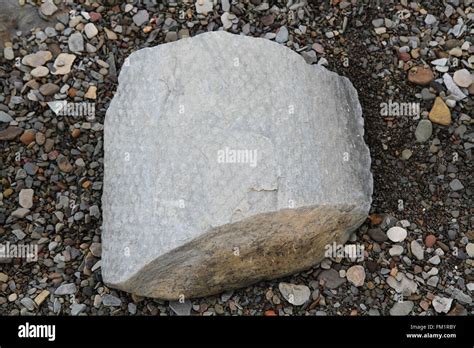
398, 51, 410, 62
0, 127, 23, 141
104, 27, 118, 40
20, 130, 36, 145
3, 188, 13, 198
425, 234, 436, 248
447, 303, 467, 316
428, 97, 451, 126
39, 83, 60, 96
34, 290, 50, 306
85, 85, 97, 100
71, 129, 81, 138
407, 66, 434, 85
57, 155, 73, 173
261, 14, 275, 26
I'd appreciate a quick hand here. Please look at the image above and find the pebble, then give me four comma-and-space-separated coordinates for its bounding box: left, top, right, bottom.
466, 243, 474, 258
68, 32, 84, 53
52, 53, 76, 75
389, 245, 404, 256
427, 276, 439, 287
221, 0, 230, 12
102, 294, 122, 307
424, 14, 437, 25
104, 28, 117, 40
312, 43, 324, 54
428, 255, 441, 265
30, 66, 49, 78
387, 273, 418, 295
22, 51, 52, 68
4, 47, 14, 60
71, 303, 86, 315
425, 235, 436, 248
57, 155, 73, 173
34, 290, 50, 306
368, 228, 387, 242
448, 47, 463, 57
429, 97, 451, 126
11, 208, 30, 218
390, 301, 414, 316
39, 83, 60, 96
407, 66, 434, 85
453, 69, 472, 88
133, 10, 149, 26
346, 265, 365, 287
432, 296, 452, 313
19, 189, 34, 209
20, 130, 35, 145
195, 0, 213, 14
261, 14, 274, 26
128, 303, 137, 314
410, 240, 424, 260
85, 86, 97, 100
221, 13, 232, 30
40, 0, 58, 16
84, 23, 98, 39
169, 300, 192, 315
421, 88, 436, 100
431, 58, 448, 66
301, 50, 317, 64
443, 73, 467, 100
387, 227, 407, 242
415, 119, 432, 143
0, 111, 13, 123
372, 19, 384, 28
401, 149, 412, 160
278, 282, 311, 305
54, 283, 77, 295
275, 26, 289, 44
165, 32, 178, 42
317, 269, 346, 289
449, 179, 464, 191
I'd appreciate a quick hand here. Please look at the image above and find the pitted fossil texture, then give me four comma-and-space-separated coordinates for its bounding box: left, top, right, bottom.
102, 31, 372, 298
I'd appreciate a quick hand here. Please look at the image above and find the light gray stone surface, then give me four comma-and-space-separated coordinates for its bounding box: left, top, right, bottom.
102, 31, 372, 299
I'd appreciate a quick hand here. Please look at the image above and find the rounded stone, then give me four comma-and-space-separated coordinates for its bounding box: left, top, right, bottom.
415, 119, 432, 143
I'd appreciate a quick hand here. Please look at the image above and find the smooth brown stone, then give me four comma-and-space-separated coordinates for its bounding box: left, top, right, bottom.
0, 126, 23, 141
407, 66, 434, 85
20, 130, 36, 145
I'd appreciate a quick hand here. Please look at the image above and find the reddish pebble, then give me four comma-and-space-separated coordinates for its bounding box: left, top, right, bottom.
20, 130, 35, 145
89, 12, 102, 22
425, 234, 436, 248
398, 51, 411, 62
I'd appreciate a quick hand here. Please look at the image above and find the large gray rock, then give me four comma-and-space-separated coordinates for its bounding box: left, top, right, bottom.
102, 31, 372, 300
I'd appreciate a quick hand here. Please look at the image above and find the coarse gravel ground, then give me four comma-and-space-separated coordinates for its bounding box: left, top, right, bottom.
0, 0, 472, 316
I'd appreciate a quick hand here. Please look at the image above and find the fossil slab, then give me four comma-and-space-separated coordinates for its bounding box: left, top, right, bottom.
102, 31, 372, 299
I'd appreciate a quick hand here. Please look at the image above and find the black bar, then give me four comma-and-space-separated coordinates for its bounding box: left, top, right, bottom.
0, 316, 471, 346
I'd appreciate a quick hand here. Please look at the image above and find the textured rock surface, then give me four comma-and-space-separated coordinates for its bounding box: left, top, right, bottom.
102, 31, 372, 299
